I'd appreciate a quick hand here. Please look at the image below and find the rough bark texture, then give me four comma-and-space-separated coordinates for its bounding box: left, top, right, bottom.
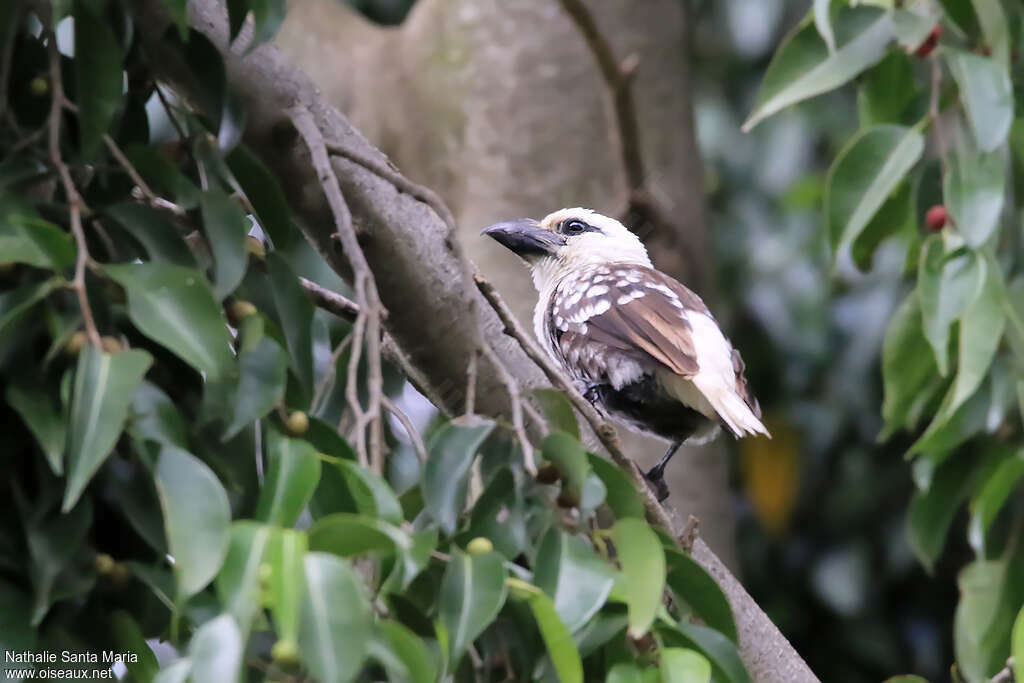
276, 0, 738, 569
127, 1, 819, 679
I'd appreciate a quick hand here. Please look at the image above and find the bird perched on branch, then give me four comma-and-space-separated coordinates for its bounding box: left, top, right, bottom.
483, 208, 769, 501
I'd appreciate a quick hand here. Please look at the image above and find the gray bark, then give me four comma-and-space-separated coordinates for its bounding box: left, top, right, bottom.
277, 0, 737, 568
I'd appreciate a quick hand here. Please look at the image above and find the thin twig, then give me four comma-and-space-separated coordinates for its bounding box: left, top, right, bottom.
299, 276, 362, 320
310, 334, 353, 415
103, 134, 186, 215
463, 348, 478, 416
155, 84, 190, 144
475, 274, 678, 534
479, 338, 537, 474
290, 106, 385, 473
381, 395, 429, 464
929, 57, 949, 178
44, 20, 100, 348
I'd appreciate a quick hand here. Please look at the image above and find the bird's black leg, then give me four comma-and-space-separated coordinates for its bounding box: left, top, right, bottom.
581, 381, 604, 405
645, 441, 681, 503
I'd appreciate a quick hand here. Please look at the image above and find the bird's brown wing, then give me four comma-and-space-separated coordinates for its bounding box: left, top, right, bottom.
551, 265, 709, 378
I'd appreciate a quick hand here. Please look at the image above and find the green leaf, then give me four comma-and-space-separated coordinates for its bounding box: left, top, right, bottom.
129, 380, 189, 449
891, 8, 937, 52
0, 279, 61, 348
533, 529, 615, 633
299, 552, 372, 683
945, 50, 1014, 152
62, 347, 152, 511
200, 190, 249, 300
152, 660, 190, 683
660, 648, 711, 683
7, 380, 66, 474
508, 580, 583, 683
264, 528, 307, 644
971, 0, 1009, 67
532, 389, 579, 439
222, 317, 288, 440
110, 611, 159, 683
423, 420, 495, 535
216, 521, 273, 638
105, 203, 196, 267
611, 518, 665, 638
155, 446, 231, 599
825, 124, 924, 257
954, 560, 1016, 681
944, 152, 1005, 248
908, 378, 989, 461
905, 453, 975, 572
967, 448, 1024, 553
312, 459, 404, 526
122, 145, 200, 210
189, 615, 243, 683
851, 179, 913, 271
1013, 605, 1024, 683
369, 620, 437, 683
308, 513, 409, 558
857, 51, 916, 126
467, 467, 529, 560
743, 8, 893, 131
160, 0, 188, 39
541, 431, 589, 499
664, 549, 737, 643
226, 146, 294, 248
255, 430, 322, 527
266, 252, 315, 391
607, 663, 658, 683
812, 0, 836, 52
918, 237, 984, 376
73, 2, 123, 157
26, 500, 93, 625
439, 550, 507, 668
588, 454, 645, 519
0, 196, 75, 269
660, 621, 751, 683
105, 262, 234, 380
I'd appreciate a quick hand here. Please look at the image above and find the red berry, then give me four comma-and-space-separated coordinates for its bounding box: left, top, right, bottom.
925, 205, 948, 231
913, 26, 941, 58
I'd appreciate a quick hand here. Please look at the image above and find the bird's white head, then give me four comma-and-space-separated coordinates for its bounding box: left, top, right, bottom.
482, 208, 652, 293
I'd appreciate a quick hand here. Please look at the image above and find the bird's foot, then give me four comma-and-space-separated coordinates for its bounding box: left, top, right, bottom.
644, 463, 670, 503
581, 381, 603, 405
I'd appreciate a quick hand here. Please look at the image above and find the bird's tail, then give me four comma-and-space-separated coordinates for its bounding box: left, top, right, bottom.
701, 385, 770, 439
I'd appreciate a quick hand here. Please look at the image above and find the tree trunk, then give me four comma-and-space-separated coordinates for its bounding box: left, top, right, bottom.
276, 0, 738, 569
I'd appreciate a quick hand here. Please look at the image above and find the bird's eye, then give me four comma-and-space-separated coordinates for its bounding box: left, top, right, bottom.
562, 219, 590, 235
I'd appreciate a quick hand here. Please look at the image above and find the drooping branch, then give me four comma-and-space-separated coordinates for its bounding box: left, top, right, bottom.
126, 2, 818, 680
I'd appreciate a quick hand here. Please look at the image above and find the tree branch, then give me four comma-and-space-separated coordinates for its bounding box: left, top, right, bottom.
126, 2, 818, 679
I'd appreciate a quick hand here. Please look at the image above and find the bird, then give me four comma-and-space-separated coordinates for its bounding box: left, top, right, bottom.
483, 207, 769, 501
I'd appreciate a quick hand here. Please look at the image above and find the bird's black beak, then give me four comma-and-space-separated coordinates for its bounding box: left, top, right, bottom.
482, 219, 564, 258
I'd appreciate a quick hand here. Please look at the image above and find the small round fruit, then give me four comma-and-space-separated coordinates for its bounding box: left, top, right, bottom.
94, 553, 115, 575
101, 336, 122, 353
109, 562, 131, 585
467, 537, 494, 555
535, 462, 561, 484
286, 411, 309, 435
228, 300, 258, 325
29, 76, 48, 96
556, 488, 580, 509
271, 639, 300, 666
65, 331, 88, 356
246, 235, 266, 259
925, 205, 948, 231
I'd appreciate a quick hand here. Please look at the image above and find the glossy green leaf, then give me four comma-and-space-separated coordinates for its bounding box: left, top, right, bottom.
857, 51, 916, 126
200, 190, 249, 300
308, 512, 408, 558
660, 648, 711, 683
467, 468, 529, 560
189, 615, 243, 683
266, 252, 315, 391
255, 430, 321, 527
607, 663, 658, 683
312, 459, 403, 526
971, 0, 1009, 67
588, 454, 645, 519
26, 500, 92, 625
369, 620, 437, 683
1013, 605, 1024, 683
532, 389, 579, 439
826, 124, 924, 256
63, 347, 152, 511
968, 448, 1024, 553
265, 528, 307, 644
533, 529, 615, 633
439, 550, 507, 667
216, 521, 273, 638
105, 262, 234, 380
906, 454, 975, 571
110, 611, 159, 683
946, 50, 1014, 152
954, 560, 1015, 681
918, 237, 984, 376
744, 9, 892, 131
129, 380, 188, 448
908, 377, 989, 462
508, 579, 582, 683
891, 8, 936, 52
222, 323, 288, 440
423, 420, 494, 535
0, 196, 74, 269
105, 203, 196, 266
155, 446, 231, 599
611, 518, 665, 638
7, 380, 66, 474
812, 0, 836, 52
664, 548, 737, 643
851, 179, 913, 271
0, 279, 61, 349
298, 552, 372, 683
541, 431, 589, 497
74, 2, 123, 157
226, 146, 294, 248
661, 621, 751, 683
944, 152, 1005, 248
